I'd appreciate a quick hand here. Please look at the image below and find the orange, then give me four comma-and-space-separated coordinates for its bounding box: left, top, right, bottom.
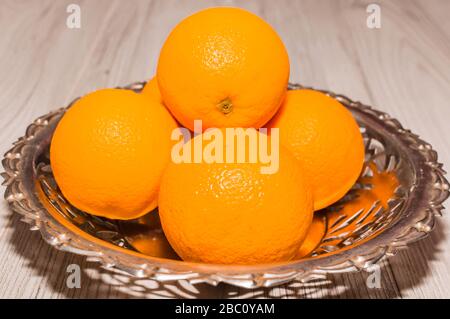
157, 7, 289, 131
158, 129, 313, 264
267, 89, 365, 210
296, 215, 326, 258
141, 77, 162, 103
50, 89, 178, 220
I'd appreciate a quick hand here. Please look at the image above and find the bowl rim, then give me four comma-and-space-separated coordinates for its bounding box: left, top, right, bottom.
2, 82, 449, 287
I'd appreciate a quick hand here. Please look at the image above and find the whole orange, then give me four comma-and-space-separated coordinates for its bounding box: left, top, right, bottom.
267, 89, 365, 210
50, 89, 178, 220
141, 77, 162, 103
157, 7, 289, 131
158, 129, 313, 264
296, 215, 326, 258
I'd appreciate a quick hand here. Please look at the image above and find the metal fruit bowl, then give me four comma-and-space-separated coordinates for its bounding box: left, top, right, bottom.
2, 82, 448, 289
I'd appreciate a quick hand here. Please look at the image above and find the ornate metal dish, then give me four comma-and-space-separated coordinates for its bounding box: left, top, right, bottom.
2, 82, 449, 289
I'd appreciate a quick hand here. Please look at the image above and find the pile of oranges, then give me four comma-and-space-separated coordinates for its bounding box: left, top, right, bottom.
50, 7, 364, 265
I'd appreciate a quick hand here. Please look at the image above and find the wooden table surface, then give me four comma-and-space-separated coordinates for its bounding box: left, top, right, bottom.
1, 0, 449, 299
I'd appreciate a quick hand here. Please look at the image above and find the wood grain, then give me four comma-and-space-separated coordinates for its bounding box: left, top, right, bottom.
0, 0, 449, 298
